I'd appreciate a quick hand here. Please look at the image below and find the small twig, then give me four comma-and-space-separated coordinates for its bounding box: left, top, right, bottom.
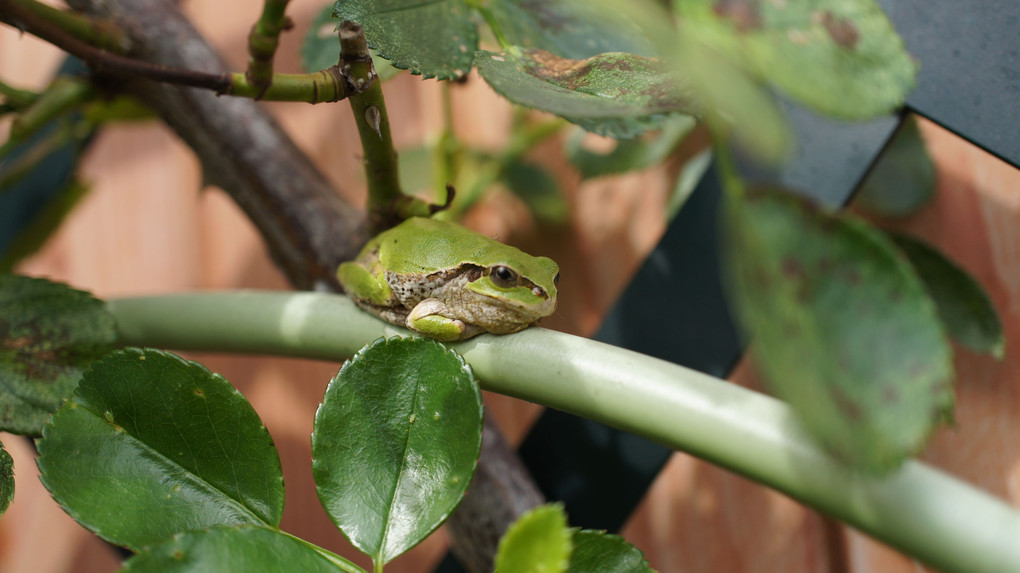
8, 76, 95, 143
0, 0, 125, 52
0, 78, 42, 110
1, 0, 365, 104
1, 0, 233, 91
245, 0, 293, 99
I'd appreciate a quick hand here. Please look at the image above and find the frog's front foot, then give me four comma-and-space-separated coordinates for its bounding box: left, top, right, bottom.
406, 298, 482, 341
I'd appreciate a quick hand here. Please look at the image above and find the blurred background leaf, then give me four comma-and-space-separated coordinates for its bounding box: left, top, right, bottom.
853, 116, 936, 217
724, 188, 954, 472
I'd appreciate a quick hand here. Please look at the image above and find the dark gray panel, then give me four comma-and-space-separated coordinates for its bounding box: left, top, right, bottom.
880, 0, 1020, 167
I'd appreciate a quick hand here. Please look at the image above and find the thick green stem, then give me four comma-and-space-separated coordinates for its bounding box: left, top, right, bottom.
245, 0, 292, 98
107, 291, 1020, 573
227, 69, 355, 103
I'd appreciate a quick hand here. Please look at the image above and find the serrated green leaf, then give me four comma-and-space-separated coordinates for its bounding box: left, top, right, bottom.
0, 440, 13, 516
500, 160, 568, 223
36, 348, 284, 550
566, 530, 655, 573
892, 234, 1004, 359
312, 337, 483, 566
854, 117, 935, 217
120, 526, 345, 573
495, 503, 572, 573
564, 115, 695, 179
724, 189, 954, 473
677, 0, 915, 119
477, 48, 697, 139
302, 3, 402, 81
0, 274, 116, 435
487, 0, 654, 59
332, 0, 477, 80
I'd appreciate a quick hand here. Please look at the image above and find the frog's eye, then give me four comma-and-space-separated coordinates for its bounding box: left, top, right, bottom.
489, 265, 518, 288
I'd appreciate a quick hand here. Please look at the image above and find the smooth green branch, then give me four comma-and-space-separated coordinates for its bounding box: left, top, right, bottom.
107, 291, 1020, 573
246, 0, 294, 98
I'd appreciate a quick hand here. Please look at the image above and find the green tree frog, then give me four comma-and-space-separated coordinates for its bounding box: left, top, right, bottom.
338, 217, 559, 341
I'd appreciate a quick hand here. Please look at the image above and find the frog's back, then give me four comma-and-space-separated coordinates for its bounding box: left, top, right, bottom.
376, 217, 529, 274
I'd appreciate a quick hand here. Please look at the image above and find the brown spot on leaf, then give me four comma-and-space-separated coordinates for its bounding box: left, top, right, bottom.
781, 258, 804, 278
883, 386, 900, 404
830, 386, 862, 421
2, 336, 32, 351
527, 49, 635, 89
819, 11, 859, 49
713, 0, 763, 33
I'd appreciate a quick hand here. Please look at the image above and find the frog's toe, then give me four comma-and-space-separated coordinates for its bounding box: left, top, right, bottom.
406, 298, 463, 341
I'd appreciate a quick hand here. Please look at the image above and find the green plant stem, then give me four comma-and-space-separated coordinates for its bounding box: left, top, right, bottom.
468, 1, 511, 50
339, 23, 402, 231
0, 122, 90, 191
0, 0, 125, 52
8, 77, 95, 143
107, 291, 1020, 573
245, 0, 293, 98
0, 79, 40, 109
228, 69, 356, 103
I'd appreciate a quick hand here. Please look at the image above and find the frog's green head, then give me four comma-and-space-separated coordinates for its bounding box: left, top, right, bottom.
464, 255, 559, 324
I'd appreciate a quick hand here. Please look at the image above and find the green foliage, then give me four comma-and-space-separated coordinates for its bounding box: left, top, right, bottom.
0, 440, 12, 516
854, 117, 936, 217
494, 504, 656, 573
332, 0, 477, 80
495, 504, 573, 573
36, 348, 285, 550
312, 337, 483, 567
566, 530, 654, 573
724, 189, 954, 473
671, 38, 791, 162
676, 0, 916, 118
500, 159, 569, 223
893, 234, 1005, 359
120, 526, 345, 573
476, 48, 696, 139
564, 116, 695, 180
485, 0, 653, 58
0, 274, 117, 435
325, 0, 650, 81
